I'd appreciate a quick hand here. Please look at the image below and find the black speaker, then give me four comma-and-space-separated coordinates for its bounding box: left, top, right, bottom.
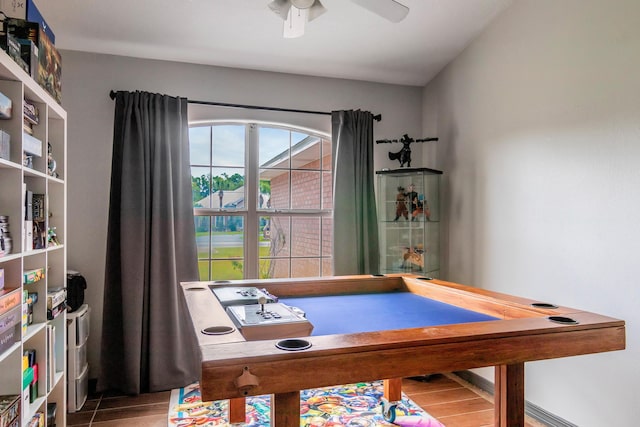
67, 271, 87, 312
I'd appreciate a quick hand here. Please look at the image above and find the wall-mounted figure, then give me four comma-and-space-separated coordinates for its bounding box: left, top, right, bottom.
376, 134, 438, 167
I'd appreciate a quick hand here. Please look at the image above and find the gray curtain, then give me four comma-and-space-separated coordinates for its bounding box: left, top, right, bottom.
331, 110, 380, 275
99, 91, 200, 394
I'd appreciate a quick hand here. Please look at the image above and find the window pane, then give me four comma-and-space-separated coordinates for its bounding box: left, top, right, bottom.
258, 172, 273, 209
264, 216, 290, 258
264, 170, 290, 210
322, 171, 333, 209
191, 167, 211, 207
259, 127, 290, 168
322, 217, 333, 257
195, 215, 211, 250
211, 260, 244, 280
291, 171, 321, 210
292, 258, 320, 278
189, 126, 211, 165
260, 258, 290, 279
291, 134, 321, 170
211, 167, 245, 210
321, 138, 332, 171
291, 217, 320, 257
322, 258, 332, 276
198, 260, 210, 281
212, 125, 245, 167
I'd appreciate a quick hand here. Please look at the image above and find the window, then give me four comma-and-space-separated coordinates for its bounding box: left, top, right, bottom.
189, 122, 333, 280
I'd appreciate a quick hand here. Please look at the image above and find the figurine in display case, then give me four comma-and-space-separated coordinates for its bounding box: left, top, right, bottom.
401, 245, 424, 271
393, 186, 408, 221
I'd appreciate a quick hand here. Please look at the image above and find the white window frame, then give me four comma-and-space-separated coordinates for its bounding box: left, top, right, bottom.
190, 120, 333, 280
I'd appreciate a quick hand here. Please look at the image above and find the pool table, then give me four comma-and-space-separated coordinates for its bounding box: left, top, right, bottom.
181, 274, 625, 427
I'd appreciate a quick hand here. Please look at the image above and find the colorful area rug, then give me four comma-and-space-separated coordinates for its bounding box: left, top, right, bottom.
169, 381, 445, 426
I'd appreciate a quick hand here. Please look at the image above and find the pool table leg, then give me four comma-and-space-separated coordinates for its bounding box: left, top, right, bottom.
272, 391, 300, 427
494, 363, 525, 427
384, 377, 403, 402
229, 397, 245, 423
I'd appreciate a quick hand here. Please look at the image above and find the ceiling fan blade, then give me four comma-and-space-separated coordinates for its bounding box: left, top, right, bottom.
308, 0, 327, 22
350, 0, 409, 23
283, 7, 307, 38
269, 0, 292, 20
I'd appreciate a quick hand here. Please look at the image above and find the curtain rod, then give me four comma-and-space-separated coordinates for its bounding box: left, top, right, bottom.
108, 90, 381, 121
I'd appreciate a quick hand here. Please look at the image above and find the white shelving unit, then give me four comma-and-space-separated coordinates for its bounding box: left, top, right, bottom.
0, 48, 67, 426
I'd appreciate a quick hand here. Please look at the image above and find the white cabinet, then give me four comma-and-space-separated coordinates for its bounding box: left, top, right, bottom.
67, 304, 89, 413
0, 47, 67, 426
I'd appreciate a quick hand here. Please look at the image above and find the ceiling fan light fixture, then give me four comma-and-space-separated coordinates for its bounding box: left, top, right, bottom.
290, 0, 316, 9
283, 6, 307, 38
307, 0, 326, 22
268, 0, 292, 20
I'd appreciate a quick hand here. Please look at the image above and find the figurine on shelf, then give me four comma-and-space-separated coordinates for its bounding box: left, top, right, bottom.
48, 227, 60, 246
402, 245, 424, 271
47, 142, 58, 178
393, 186, 408, 221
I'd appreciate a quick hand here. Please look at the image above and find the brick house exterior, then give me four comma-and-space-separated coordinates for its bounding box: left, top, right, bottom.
264, 140, 333, 278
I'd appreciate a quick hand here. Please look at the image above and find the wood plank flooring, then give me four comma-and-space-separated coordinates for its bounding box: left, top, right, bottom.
67, 373, 546, 426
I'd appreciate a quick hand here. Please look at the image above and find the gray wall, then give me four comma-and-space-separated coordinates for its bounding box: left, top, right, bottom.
60, 51, 423, 380
423, 0, 638, 425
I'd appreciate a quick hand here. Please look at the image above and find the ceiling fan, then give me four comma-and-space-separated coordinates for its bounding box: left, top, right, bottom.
268, 0, 409, 38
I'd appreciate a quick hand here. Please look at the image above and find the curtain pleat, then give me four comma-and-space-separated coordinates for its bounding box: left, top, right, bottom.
99, 91, 200, 394
331, 110, 380, 275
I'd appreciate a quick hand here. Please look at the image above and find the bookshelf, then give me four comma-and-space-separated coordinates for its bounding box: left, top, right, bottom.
0, 47, 67, 426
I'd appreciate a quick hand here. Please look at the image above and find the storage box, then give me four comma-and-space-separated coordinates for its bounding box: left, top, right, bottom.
22, 133, 42, 157
2, 18, 61, 104
0, 92, 12, 119
19, 39, 38, 79
0, 394, 20, 427
71, 342, 87, 375
73, 364, 88, 411
0, 130, 10, 161
35, 28, 60, 104
73, 305, 90, 346
0, 288, 21, 316
0, 0, 55, 43
0, 305, 20, 355
23, 268, 44, 285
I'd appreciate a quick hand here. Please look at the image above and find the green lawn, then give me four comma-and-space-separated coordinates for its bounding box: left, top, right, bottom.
198, 245, 272, 280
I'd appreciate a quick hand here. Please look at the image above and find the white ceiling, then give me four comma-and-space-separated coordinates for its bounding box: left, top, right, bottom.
36, 0, 512, 87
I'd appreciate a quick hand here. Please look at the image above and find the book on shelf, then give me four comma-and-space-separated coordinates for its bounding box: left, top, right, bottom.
32, 193, 46, 249
23, 98, 39, 125
23, 118, 34, 135
46, 324, 55, 392
46, 301, 65, 320
0, 287, 21, 316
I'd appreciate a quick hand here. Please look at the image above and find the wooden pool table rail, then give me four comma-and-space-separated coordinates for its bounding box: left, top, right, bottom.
181, 275, 625, 427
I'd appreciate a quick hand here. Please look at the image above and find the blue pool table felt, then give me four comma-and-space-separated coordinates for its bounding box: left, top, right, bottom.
279, 292, 498, 336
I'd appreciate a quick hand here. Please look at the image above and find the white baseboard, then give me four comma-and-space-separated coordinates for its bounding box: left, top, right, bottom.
453, 370, 578, 427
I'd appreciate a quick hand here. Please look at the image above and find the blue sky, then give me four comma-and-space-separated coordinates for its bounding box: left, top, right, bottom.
189, 124, 310, 171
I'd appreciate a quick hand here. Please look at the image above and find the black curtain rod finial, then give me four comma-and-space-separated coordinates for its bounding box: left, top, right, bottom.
109, 90, 116, 100
373, 114, 382, 122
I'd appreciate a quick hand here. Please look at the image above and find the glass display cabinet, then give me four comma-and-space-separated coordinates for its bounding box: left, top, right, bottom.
376, 168, 442, 277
